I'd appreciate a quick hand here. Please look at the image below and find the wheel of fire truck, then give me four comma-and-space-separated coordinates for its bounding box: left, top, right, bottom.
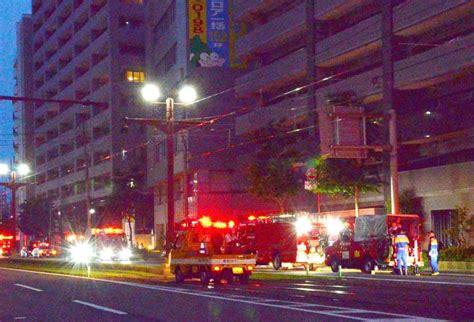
361, 257, 375, 274
239, 273, 250, 285
200, 269, 210, 285
222, 269, 234, 285
174, 266, 185, 283
272, 254, 282, 270
330, 258, 340, 273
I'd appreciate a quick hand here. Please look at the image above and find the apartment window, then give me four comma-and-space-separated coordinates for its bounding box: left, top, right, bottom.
125, 71, 145, 83
154, 43, 177, 75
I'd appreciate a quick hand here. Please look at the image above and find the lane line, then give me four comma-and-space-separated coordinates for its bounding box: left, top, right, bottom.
339, 275, 474, 287
13, 317, 27, 320
0, 267, 439, 320
72, 300, 127, 315
14, 283, 43, 292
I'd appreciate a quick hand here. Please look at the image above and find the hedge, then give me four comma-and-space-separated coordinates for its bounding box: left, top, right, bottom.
438, 246, 474, 262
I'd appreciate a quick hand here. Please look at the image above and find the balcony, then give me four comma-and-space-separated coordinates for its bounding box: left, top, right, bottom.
235, 98, 307, 136
234, 0, 286, 22
235, 49, 307, 97
316, 32, 474, 106
235, 4, 305, 60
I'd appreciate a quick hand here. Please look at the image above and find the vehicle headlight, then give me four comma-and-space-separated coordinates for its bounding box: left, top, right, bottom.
100, 248, 114, 261
119, 248, 132, 261
70, 242, 94, 264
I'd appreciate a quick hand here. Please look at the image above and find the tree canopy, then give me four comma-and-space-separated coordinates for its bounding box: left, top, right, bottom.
18, 197, 53, 237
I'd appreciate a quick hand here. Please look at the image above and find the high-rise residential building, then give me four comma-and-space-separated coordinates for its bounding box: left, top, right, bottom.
232, 0, 474, 245
146, 0, 474, 247
22, 0, 152, 236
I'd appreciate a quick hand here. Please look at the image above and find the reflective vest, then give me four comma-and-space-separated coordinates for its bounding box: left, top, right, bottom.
428, 237, 438, 257
394, 234, 409, 253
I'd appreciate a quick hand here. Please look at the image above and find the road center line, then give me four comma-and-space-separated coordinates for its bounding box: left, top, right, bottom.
339, 275, 474, 286
72, 300, 127, 315
14, 283, 42, 292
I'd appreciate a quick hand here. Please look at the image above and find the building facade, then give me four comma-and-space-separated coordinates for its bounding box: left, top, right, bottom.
233, 0, 474, 245
21, 0, 152, 236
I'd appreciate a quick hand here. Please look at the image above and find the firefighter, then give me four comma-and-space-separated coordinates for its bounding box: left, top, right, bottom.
394, 230, 410, 275
428, 231, 440, 276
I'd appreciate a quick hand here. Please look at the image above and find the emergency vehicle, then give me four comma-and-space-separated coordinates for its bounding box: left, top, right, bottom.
325, 214, 423, 273
91, 227, 131, 261
0, 233, 13, 256
170, 216, 256, 285
235, 215, 326, 270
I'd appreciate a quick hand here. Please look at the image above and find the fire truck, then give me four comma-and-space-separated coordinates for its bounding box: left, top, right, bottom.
170, 216, 256, 285
0, 232, 13, 256
325, 214, 423, 273
234, 215, 326, 270
91, 227, 131, 261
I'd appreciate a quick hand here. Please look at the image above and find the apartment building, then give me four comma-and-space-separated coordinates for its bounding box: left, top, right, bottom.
23, 0, 152, 235
233, 0, 474, 245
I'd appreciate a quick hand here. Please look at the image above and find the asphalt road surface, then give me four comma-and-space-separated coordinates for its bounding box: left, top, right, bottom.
0, 267, 473, 321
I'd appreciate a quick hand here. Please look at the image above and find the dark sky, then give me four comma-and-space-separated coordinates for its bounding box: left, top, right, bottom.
0, 1, 31, 165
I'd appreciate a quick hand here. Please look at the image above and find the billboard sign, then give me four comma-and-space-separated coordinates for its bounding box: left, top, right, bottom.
188, 0, 243, 68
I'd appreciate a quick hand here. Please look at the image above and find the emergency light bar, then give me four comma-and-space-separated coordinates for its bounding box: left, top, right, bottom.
91, 227, 124, 235
0, 235, 13, 240
198, 216, 235, 229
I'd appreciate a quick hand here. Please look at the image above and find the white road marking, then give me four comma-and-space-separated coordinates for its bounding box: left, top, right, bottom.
14, 283, 42, 292
72, 300, 127, 315
339, 275, 474, 286
1, 267, 439, 321
13, 317, 27, 320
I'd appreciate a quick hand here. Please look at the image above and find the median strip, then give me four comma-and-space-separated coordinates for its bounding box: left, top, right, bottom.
72, 300, 127, 315
14, 283, 42, 292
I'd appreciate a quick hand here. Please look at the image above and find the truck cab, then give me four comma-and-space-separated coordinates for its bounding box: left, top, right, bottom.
325, 214, 422, 273
170, 217, 256, 285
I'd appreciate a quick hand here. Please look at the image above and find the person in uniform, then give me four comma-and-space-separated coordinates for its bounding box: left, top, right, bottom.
428, 231, 440, 276
394, 230, 410, 275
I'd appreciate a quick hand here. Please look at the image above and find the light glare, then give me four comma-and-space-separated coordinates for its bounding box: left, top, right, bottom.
295, 217, 312, 236
17, 164, 30, 176
141, 84, 161, 102
0, 164, 10, 175
178, 85, 197, 104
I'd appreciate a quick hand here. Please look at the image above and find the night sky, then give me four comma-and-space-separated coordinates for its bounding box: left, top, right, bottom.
0, 1, 31, 165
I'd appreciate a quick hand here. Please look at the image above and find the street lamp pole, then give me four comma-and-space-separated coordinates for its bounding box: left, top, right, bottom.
0, 165, 29, 253
165, 97, 175, 249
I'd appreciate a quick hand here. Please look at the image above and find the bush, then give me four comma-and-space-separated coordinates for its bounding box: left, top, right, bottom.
439, 246, 474, 262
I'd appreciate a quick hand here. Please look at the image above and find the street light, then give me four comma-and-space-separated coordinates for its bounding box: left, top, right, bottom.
141, 83, 197, 251
0, 163, 30, 253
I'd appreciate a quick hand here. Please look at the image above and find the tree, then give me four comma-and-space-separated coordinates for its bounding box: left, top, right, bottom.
245, 124, 304, 213
309, 156, 381, 216
446, 206, 474, 247
18, 197, 53, 237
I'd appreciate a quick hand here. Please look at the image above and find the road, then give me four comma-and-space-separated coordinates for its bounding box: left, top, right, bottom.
0, 267, 473, 321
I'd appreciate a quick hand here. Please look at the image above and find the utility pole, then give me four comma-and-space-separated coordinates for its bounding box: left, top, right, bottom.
182, 133, 189, 218
82, 112, 92, 237
382, 0, 400, 214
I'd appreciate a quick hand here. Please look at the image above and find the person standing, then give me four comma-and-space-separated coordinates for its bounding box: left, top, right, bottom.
428, 231, 440, 276
394, 230, 410, 275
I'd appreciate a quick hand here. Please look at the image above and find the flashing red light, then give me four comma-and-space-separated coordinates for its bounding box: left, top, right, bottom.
228, 220, 235, 229
200, 216, 213, 228
213, 221, 227, 229
248, 215, 256, 221
33, 243, 37, 247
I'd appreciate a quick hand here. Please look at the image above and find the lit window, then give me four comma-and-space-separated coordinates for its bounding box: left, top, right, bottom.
126, 71, 145, 83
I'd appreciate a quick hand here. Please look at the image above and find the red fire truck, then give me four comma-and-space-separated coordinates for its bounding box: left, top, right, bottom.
325, 214, 423, 273
0, 233, 14, 256
234, 215, 326, 270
